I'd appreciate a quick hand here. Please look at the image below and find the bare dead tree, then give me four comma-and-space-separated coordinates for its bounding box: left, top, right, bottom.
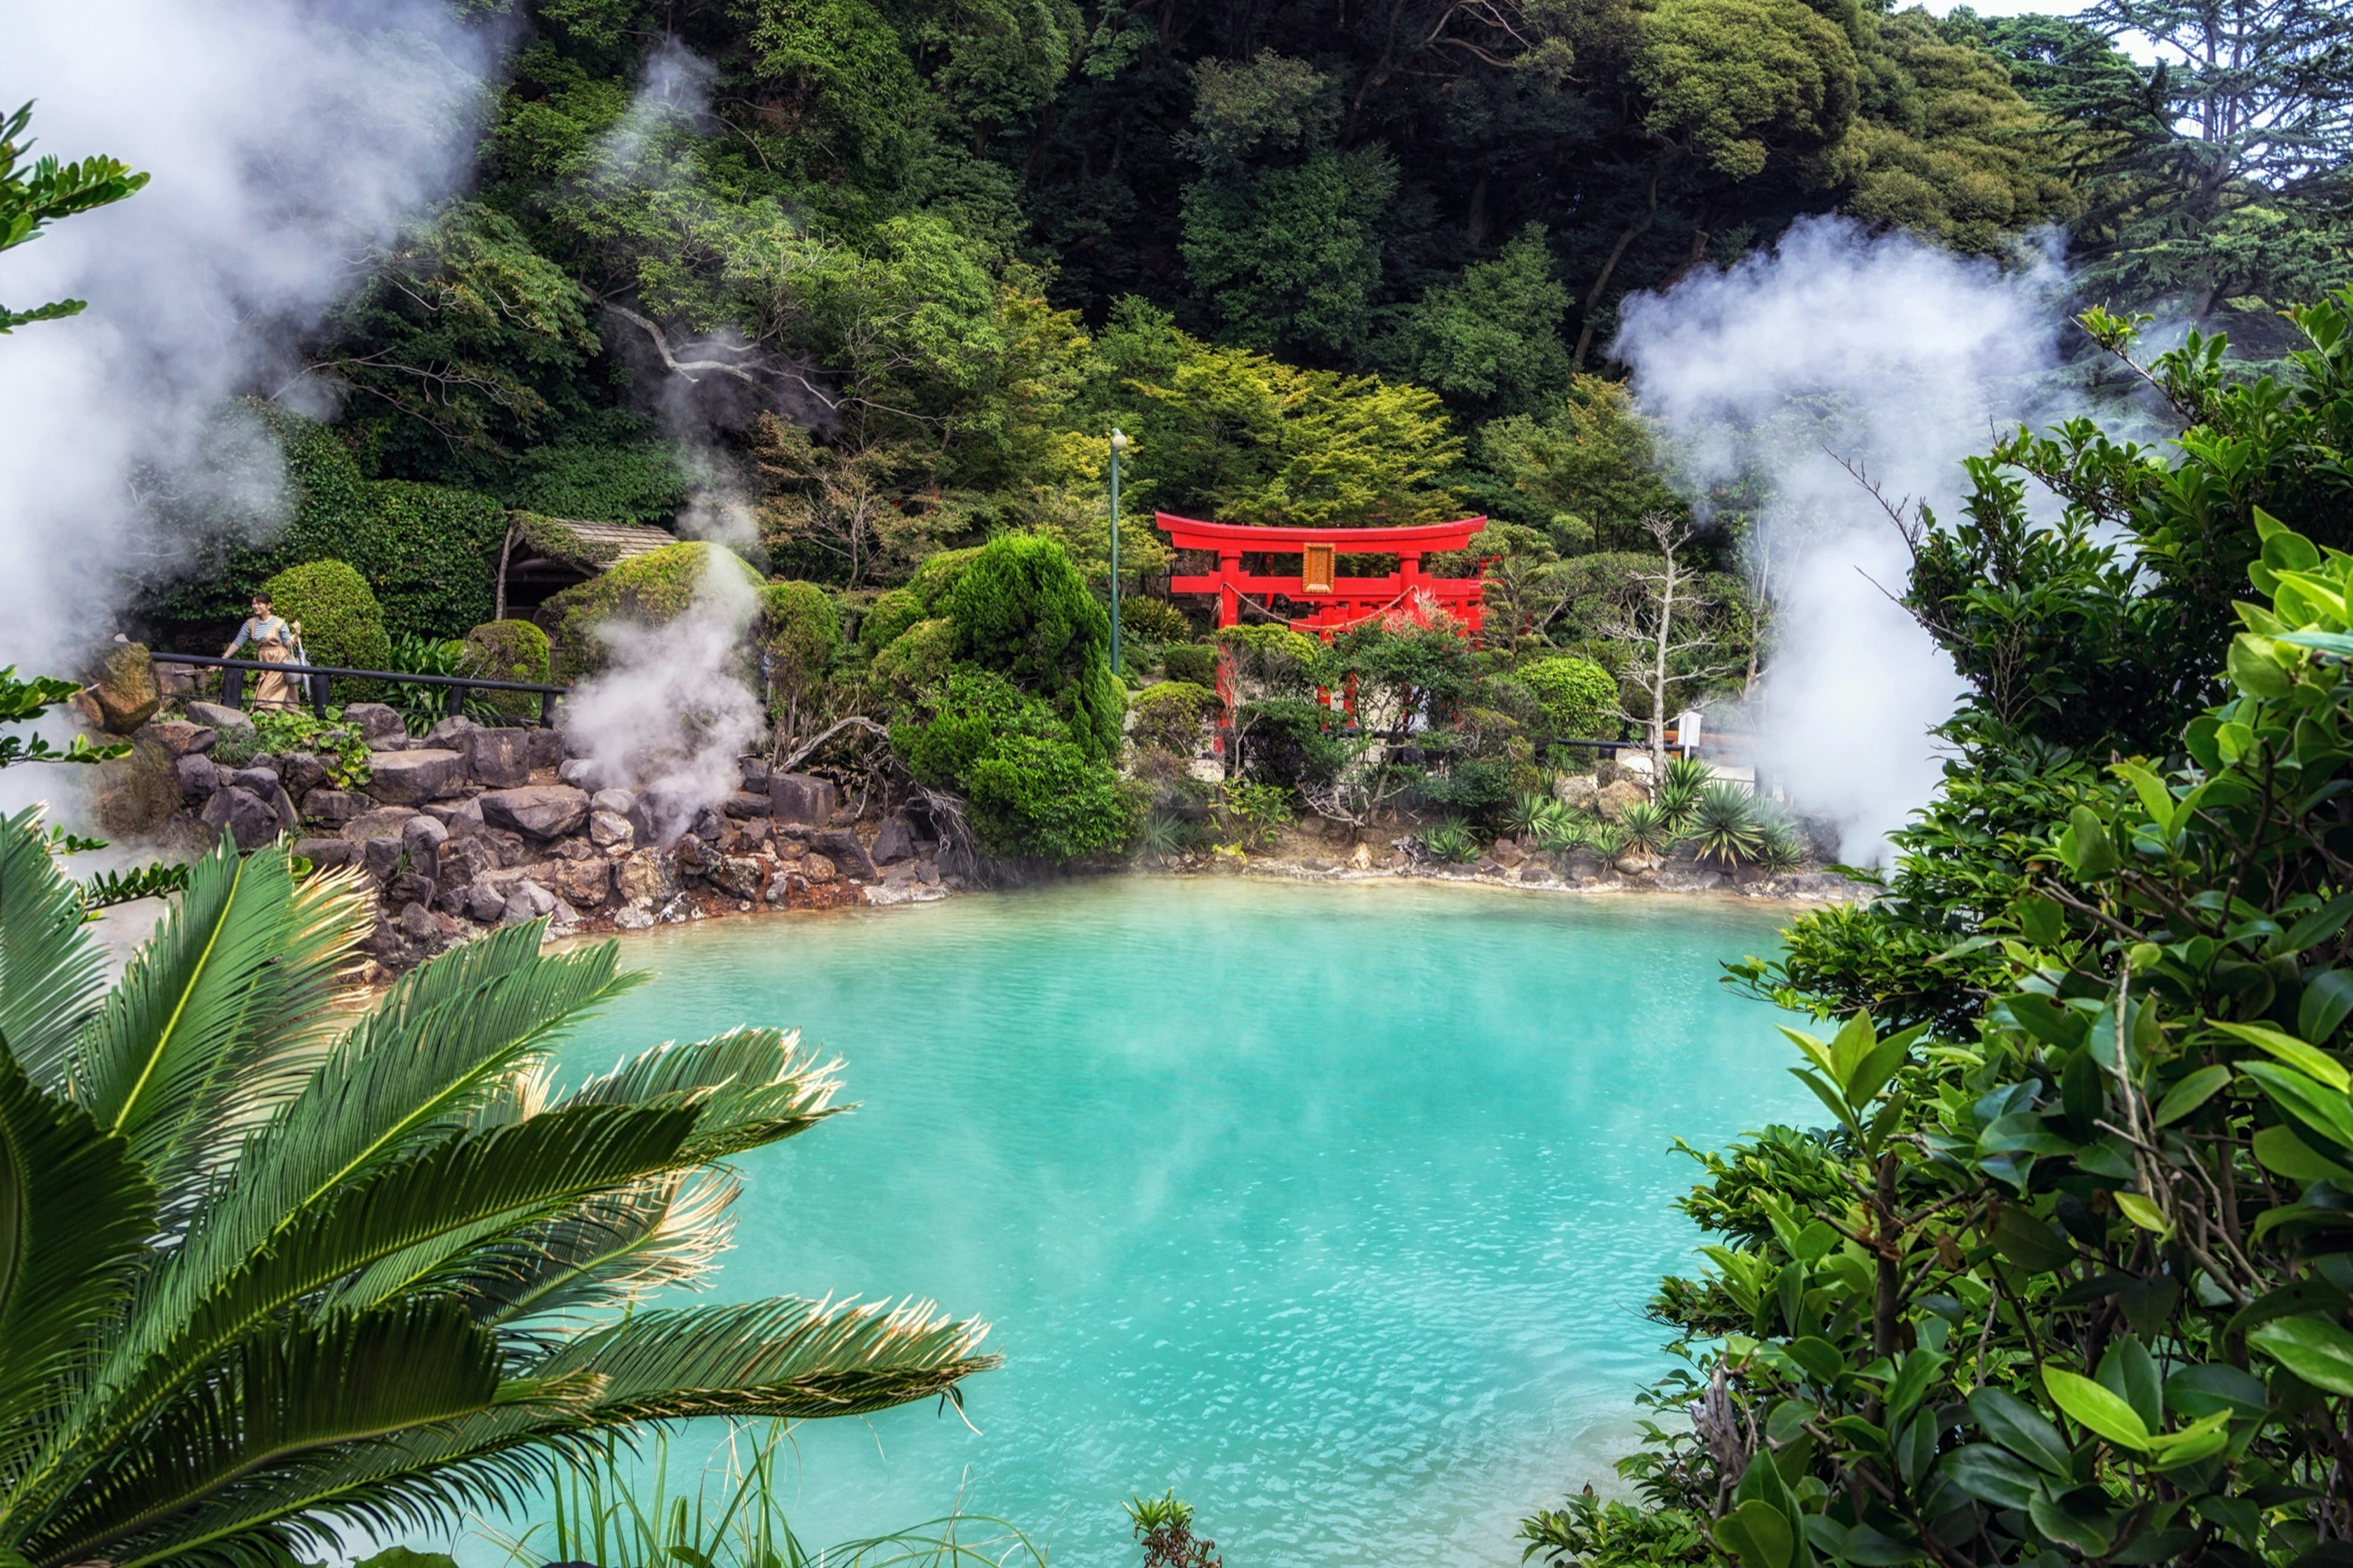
1600, 510, 1746, 778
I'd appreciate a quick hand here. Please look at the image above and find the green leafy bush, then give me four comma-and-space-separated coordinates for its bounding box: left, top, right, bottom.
757, 580, 843, 715
146, 409, 507, 640
1161, 642, 1218, 687
542, 542, 762, 677
1213, 779, 1293, 850
1518, 653, 1618, 740
505, 439, 687, 524
1129, 680, 1216, 755
907, 546, 983, 613
249, 706, 373, 789
1656, 753, 1713, 823
261, 558, 390, 698
948, 533, 1123, 762
461, 618, 553, 720
1534, 315, 2353, 1568
895, 668, 1135, 859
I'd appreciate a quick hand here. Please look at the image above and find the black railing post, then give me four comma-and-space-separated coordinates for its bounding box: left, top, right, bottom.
222, 667, 244, 708
540, 688, 556, 728
310, 672, 330, 718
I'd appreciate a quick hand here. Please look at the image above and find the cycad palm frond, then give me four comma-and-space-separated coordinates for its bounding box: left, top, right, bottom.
0, 838, 991, 1568
0, 808, 109, 1081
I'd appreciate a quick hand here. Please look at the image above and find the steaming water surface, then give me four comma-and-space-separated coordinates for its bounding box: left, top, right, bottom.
556, 879, 1807, 1566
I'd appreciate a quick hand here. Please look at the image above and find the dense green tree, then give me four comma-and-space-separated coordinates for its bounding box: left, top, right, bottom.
1379, 225, 1575, 420
1958, 0, 2353, 318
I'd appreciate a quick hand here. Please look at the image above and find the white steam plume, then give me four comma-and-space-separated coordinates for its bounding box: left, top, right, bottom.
561, 551, 764, 844
1613, 218, 2080, 860
1, 0, 493, 673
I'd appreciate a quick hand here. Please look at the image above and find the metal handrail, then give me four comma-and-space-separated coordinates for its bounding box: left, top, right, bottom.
151, 652, 568, 727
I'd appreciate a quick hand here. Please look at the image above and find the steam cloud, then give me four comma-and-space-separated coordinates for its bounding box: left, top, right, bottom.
1, 0, 493, 671
561, 551, 765, 844
551, 42, 775, 841
1614, 218, 2081, 859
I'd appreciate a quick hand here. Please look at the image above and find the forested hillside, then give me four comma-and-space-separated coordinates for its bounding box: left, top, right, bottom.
207, 0, 2168, 613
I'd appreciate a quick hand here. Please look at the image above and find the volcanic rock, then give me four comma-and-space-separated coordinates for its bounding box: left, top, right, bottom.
368, 748, 468, 806
480, 784, 589, 840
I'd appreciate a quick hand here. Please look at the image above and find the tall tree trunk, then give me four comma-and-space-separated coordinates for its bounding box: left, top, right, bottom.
1572, 165, 1661, 369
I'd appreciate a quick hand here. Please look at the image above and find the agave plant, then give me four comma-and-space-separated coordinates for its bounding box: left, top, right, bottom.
1532, 809, 1587, 854
1616, 800, 1677, 856
1583, 820, 1628, 860
1653, 755, 1713, 825
1420, 819, 1481, 863
1752, 808, 1808, 874
1501, 789, 1566, 841
0, 812, 992, 1568
1687, 781, 1763, 865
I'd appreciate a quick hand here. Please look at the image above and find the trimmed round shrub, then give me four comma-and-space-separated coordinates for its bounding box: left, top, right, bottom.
1160, 643, 1218, 687
1518, 654, 1618, 740
540, 541, 762, 677
461, 619, 552, 720
757, 580, 841, 715
1129, 681, 1216, 755
907, 547, 983, 614
870, 619, 955, 706
1118, 596, 1191, 645
858, 588, 925, 657
262, 559, 390, 698
949, 534, 1120, 762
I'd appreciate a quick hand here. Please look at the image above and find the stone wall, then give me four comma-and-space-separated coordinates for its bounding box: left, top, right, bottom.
147, 700, 955, 977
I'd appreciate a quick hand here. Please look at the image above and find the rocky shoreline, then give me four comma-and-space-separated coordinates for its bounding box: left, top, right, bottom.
124, 699, 960, 981
102, 691, 1862, 979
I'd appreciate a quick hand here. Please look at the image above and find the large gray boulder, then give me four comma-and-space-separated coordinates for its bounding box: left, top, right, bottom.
303, 789, 367, 826
85, 643, 161, 733
277, 750, 328, 797
426, 714, 479, 751
768, 773, 837, 827
708, 855, 765, 900
344, 703, 407, 750
588, 810, 634, 850
294, 836, 357, 869
342, 806, 420, 842
723, 790, 771, 819
551, 857, 613, 908
617, 848, 681, 906
871, 812, 919, 866
468, 727, 533, 789
525, 727, 562, 770
501, 880, 557, 924
367, 748, 468, 806
176, 753, 218, 806
812, 827, 877, 880
479, 784, 589, 840
140, 719, 215, 758
186, 701, 254, 736
402, 814, 450, 881
201, 786, 281, 850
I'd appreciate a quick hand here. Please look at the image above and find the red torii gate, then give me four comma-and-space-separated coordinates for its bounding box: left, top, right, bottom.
1156, 513, 1490, 638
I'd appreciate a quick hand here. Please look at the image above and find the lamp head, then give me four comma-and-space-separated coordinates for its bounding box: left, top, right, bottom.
1108, 428, 1130, 454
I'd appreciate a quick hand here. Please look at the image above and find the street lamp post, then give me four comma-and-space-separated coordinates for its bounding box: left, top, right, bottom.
1108, 426, 1129, 676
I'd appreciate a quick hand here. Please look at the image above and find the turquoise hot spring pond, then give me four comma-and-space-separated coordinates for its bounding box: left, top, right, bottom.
553, 877, 1811, 1566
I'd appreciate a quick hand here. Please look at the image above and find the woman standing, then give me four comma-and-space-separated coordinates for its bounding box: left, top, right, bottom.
223, 593, 306, 711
